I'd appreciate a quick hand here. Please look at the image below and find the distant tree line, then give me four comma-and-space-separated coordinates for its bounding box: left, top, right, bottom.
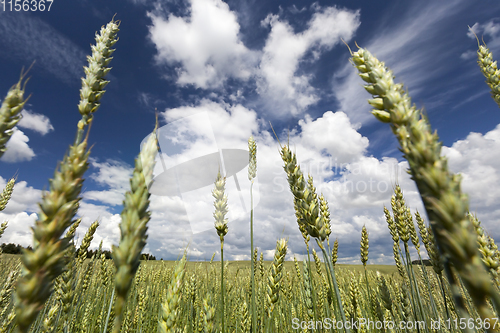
411, 259, 432, 266
1, 243, 156, 260
0, 243, 32, 254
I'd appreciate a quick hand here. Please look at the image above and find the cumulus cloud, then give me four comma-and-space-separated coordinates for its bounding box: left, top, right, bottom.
147, 2, 360, 118
129, 100, 419, 262
0, 175, 42, 246
0, 110, 53, 163
298, 111, 368, 164
443, 123, 500, 240
147, 0, 259, 89
84, 159, 133, 206
257, 6, 360, 117
0, 129, 35, 163
18, 109, 54, 135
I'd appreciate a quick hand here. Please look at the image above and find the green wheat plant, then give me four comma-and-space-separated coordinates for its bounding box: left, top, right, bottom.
360, 225, 374, 319
213, 169, 228, 333
248, 135, 258, 333
349, 42, 500, 326
277, 141, 349, 333
472, 29, 500, 109
158, 250, 187, 333
0, 176, 16, 212
14, 17, 120, 333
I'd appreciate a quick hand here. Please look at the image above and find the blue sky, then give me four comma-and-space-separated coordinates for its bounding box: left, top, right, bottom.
0, 0, 499, 263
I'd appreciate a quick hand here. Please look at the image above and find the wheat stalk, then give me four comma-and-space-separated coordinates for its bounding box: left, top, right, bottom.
360, 225, 369, 265
332, 238, 338, 266
248, 135, 257, 333
470, 213, 500, 284
0, 222, 8, 245
213, 169, 228, 333
76, 16, 120, 145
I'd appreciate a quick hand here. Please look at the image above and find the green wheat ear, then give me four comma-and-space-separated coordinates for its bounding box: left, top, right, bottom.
158, 250, 187, 333
0, 71, 30, 159
213, 169, 228, 333
0, 176, 16, 211
350, 43, 500, 324
470, 26, 500, 109
112, 122, 158, 333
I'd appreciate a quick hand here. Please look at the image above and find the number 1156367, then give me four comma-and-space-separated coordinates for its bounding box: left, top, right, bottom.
1, 0, 54, 12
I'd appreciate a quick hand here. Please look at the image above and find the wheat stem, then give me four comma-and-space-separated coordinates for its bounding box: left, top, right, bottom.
248, 136, 257, 333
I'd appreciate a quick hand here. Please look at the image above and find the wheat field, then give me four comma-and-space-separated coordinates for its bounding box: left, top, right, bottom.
1, 17, 500, 333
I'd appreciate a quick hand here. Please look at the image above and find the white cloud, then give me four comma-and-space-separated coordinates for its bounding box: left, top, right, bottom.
460, 49, 476, 60
442, 124, 500, 239
84, 159, 133, 206
0, 175, 43, 246
162, 99, 259, 147
0, 110, 53, 164
466, 20, 500, 51
147, 2, 360, 118
18, 109, 54, 135
0, 176, 41, 215
0, 212, 37, 246
0, 129, 35, 163
73, 202, 122, 251
257, 6, 360, 117
138, 101, 419, 262
298, 111, 368, 164
7, 101, 500, 265
147, 0, 259, 89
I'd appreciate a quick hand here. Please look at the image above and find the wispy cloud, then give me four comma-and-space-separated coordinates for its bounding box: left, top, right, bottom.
333, 0, 467, 125
0, 12, 86, 84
